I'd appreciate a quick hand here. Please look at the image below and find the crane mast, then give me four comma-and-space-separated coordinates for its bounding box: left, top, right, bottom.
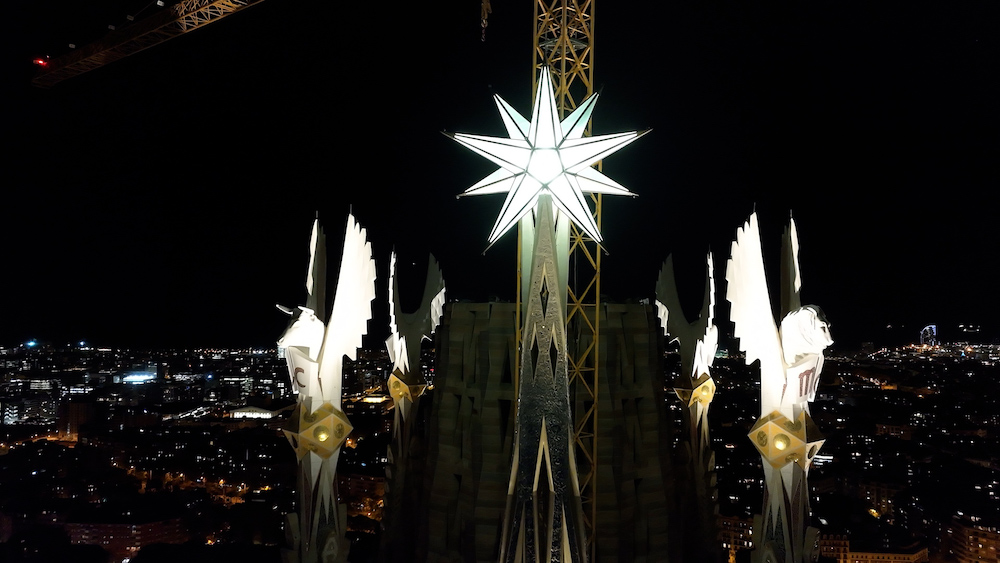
32, 0, 267, 88
529, 1, 600, 560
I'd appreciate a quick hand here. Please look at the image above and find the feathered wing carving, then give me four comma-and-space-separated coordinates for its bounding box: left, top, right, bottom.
655, 251, 721, 559
386, 252, 446, 379
695, 254, 718, 379
725, 213, 785, 414
780, 217, 802, 320
279, 214, 377, 563
382, 251, 447, 558
306, 219, 328, 323
655, 253, 717, 379
426, 258, 447, 335
317, 214, 377, 404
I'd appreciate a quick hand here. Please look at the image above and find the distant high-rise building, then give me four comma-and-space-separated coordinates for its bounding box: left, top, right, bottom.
66, 517, 188, 562
57, 400, 96, 440
920, 325, 937, 346
948, 516, 1000, 563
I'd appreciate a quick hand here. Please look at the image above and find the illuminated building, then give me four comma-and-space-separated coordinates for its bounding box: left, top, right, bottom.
819, 535, 928, 563
819, 535, 850, 562
948, 516, 1000, 563
229, 405, 277, 419
919, 325, 937, 346
719, 514, 755, 563
66, 517, 188, 562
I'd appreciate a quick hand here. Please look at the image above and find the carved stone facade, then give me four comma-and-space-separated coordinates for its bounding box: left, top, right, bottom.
390, 302, 692, 562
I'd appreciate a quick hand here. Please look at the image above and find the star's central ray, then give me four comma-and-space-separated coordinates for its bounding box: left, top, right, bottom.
447, 66, 648, 245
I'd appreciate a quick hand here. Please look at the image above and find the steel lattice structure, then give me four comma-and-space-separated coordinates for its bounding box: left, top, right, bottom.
32, 0, 266, 88
530, 2, 600, 559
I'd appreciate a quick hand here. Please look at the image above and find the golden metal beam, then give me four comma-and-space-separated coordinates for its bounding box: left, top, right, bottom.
32, 0, 267, 88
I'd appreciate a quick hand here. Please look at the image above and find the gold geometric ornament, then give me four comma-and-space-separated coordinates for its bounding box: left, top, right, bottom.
748, 410, 824, 470
282, 401, 353, 460
388, 372, 426, 404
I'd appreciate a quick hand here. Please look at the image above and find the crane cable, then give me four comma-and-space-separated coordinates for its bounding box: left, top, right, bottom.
481, 0, 492, 41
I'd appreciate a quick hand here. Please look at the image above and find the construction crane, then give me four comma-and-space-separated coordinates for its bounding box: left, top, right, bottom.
31, 0, 267, 88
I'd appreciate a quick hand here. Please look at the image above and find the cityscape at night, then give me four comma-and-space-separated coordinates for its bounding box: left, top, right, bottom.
1, 338, 999, 561
3, 0, 998, 562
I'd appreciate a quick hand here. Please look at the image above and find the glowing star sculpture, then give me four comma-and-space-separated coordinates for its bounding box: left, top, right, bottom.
656, 252, 720, 559
447, 66, 648, 245
726, 213, 833, 563
278, 216, 377, 563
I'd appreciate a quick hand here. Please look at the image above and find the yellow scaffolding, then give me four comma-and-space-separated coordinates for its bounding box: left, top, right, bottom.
32, 0, 267, 88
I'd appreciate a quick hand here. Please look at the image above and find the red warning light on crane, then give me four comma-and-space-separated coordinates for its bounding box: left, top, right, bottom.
33, 57, 49, 67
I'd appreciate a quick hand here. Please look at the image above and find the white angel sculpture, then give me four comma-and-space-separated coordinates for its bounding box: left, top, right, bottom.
277, 216, 376, 563
726, 212, 832, 563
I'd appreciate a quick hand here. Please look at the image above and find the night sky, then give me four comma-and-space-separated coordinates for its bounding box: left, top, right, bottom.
4, 1, 998, 349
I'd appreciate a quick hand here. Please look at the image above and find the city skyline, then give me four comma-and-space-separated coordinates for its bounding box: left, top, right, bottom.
2, 333, 998, 562
4, 1, 998, 349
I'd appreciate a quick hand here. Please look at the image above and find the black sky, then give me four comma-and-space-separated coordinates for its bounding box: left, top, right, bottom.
4, 0, 998, 349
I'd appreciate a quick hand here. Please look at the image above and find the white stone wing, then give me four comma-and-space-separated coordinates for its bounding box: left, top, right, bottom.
726, 213, 784, 411
386, 251, 405, 374
694, 252, 718, 378
387, 252, 446, 377
305, 219, 328, 322
656, 253, 717, 379
317, 214, 376, 403
779, 216, 802, 320
425, 255, 447, 335
655, 255, 690, 339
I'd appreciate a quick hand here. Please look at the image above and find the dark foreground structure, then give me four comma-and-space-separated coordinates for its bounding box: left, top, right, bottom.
382, 301, 720, 562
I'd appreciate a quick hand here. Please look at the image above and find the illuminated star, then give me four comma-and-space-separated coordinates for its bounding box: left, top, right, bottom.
448, 66, 648, 245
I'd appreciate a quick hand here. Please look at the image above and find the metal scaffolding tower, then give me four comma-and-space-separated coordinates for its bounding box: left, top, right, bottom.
32, 0, 267, 88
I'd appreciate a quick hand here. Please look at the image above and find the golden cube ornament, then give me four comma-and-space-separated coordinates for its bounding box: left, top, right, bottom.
748, 410, 825, 470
